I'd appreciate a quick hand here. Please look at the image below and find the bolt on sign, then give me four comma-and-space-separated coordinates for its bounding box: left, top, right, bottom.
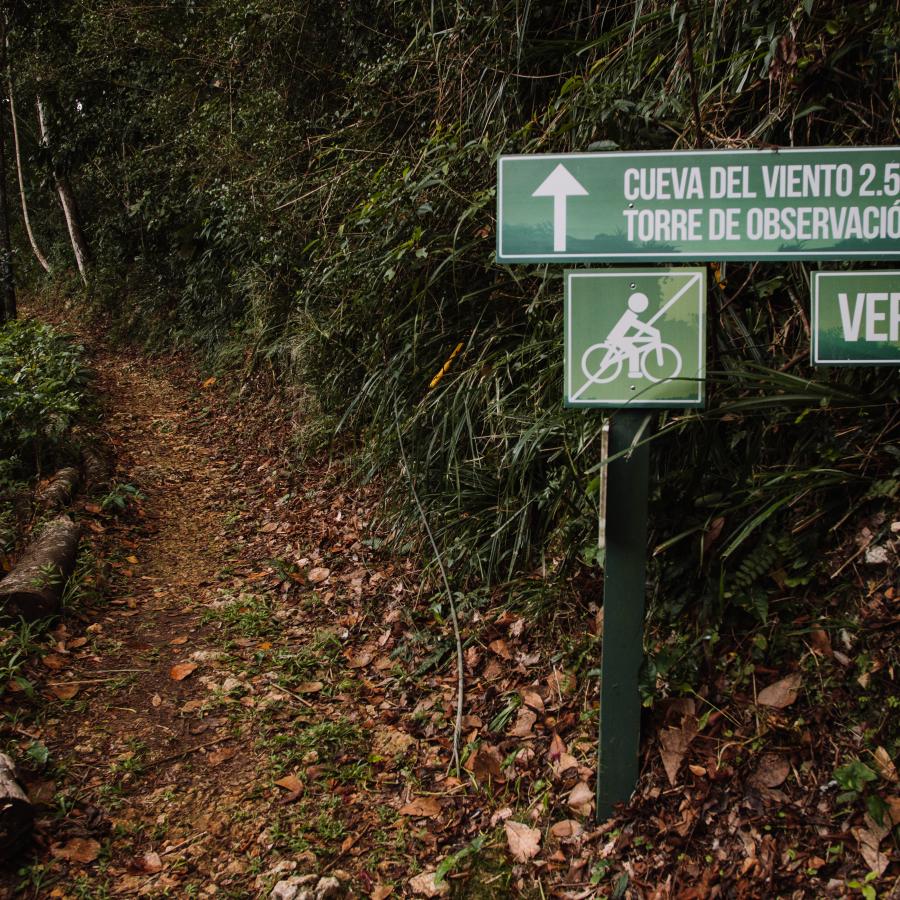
497, 147, 900, 263
564, 268, 707, 408
811, 270, 900, 365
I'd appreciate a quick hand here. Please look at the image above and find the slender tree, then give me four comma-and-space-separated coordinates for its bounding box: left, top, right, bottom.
36, 95, 89, 286
8, 66, 50, 273
0, 8, 16, 322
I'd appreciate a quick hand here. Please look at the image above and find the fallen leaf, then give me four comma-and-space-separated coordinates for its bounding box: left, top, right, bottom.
521, 689, 545, 712
201, 376, 217, 388
169, 662, 198, 681
567, 781, 593, 816
703, 516, 726, 555
126, 555, 139, 565
490, 807, 513, 826
508, 708, 536, 737
489, 638, 512, 659
408, 871, 449, 897
83, 502, 103, 515
550, 819, 584, 839
68, 637, 88, 649
809, 626, 832, 657
757, 672, 801, 708
750, 752, 790, 789
464, 744, 504, 783
504, 820, 541, 862
275, 773, 304, 802
308, 566, 331, 583
853, 816, 890, 876
260, 522, 278, 533
41, 653, 68, 671
50, 683, 80, 701
547, 668, 576, 698
207, 747, 236, 766
371, 885, 393, 900
372, 727, 416, 761
294, 680, 324, 694
688, 764, 707, 777
151, 693, 162, 707
659, 720, 696, 786
873, 746, 898, 783
553, 752, 579, 778
548, 732, 566, 762
51, 837, 101, 864
141, 851, 162, 873
275, 773, 303, 793
399, 796, 442, 818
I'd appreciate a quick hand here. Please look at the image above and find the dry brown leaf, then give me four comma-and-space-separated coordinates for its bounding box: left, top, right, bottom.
151, 693, 162, 708
68, 637, 88, 649
757, 672, 801, 708
688, 764, 707, 777
398, 796, 442, 818
504, 820, 541, 862
548, 732, 566, 762
51, 837, 101, 864
260, 522, 278, 533
275, 773, 303, 793
854, 817, 890, 876
41, 653, 68, 671
169, 662, 198, 681
547, 668, 576, 698
408, 871, 449, 897
489, 638, 512, 659
568, 781, 593, 816
809, 626, 832, 657
873, 746, 898, 783
126, 555, 139, 565
464, 744, 504, 783
550, 819, 584, 839
141, 851, 162, 873
207, 746, 236, 767
50, 683, 80, 701
308, 566, 331, 583
659, 719, 697, 786
749, 752, 790, 789
521, 689, 545, 712
508, 708, 537, 737
703, 516, 726, 555
347, 650, 373, 669
553, 752, 579, 778
294, 681, 324, 694
371, 885, 393, 900
201, 376, 216, 388
169, 636, 188, 645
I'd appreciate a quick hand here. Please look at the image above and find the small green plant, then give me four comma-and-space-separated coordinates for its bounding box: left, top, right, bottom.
100, 482, 143, 513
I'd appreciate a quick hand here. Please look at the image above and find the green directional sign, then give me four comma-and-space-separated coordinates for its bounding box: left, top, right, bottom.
811, 270, 900, 365
565, 268, 706, 408
497, 148, 900, 263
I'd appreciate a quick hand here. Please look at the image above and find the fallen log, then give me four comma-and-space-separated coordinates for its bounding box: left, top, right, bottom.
0, 753, 33, 860
80, 444, 111, 491
36, 466, 80, 511
0, 515, 80, 621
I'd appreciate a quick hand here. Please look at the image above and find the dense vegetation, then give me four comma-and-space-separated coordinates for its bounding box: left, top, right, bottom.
5, 1, 898, 666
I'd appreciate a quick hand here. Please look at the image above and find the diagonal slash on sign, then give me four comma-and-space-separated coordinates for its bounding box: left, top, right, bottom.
571, 272, 702, 402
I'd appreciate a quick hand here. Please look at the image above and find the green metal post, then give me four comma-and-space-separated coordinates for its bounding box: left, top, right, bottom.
596, 410, 651, 820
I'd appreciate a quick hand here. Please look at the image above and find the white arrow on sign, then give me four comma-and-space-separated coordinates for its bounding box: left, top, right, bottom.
532, 163, 589, 253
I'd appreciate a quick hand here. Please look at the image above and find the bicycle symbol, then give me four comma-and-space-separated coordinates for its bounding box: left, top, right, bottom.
581, 336, 683, 385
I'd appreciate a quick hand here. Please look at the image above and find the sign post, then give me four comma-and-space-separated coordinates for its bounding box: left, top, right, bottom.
496, 144, 899, 822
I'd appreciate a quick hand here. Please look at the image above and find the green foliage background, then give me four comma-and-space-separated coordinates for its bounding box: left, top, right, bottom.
7, 1, 899, 646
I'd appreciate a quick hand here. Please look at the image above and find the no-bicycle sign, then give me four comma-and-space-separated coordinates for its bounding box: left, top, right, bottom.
497, 147, 900, 263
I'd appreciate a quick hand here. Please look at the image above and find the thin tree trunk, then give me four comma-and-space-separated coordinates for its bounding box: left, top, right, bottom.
8, 71, 50, 273
36, 95, 89, 286
0, 13, 16, 322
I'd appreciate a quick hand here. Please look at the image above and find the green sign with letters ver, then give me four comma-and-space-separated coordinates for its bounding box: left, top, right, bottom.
564, 268, 706, 408
497, 147, 900, 263
811, 270, 900, 365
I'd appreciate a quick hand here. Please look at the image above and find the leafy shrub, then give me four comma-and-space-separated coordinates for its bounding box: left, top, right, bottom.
0, 319, 88, 478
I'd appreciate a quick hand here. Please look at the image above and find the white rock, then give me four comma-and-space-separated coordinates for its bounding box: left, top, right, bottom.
314, 876, 344, 899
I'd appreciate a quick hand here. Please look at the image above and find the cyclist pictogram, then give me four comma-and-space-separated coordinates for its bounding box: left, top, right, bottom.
564, 269, 706, 408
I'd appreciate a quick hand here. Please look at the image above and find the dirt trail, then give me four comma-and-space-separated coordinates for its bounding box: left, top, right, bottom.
6, 326, 414, 897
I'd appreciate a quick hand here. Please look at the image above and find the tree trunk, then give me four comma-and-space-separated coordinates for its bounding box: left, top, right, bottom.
0, 13, 16, 322
37, 466, 80, 511
0, 514, 80, 621
0, 753, 33, 861
35, 96, 89, 286
8, 69, 50, 273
